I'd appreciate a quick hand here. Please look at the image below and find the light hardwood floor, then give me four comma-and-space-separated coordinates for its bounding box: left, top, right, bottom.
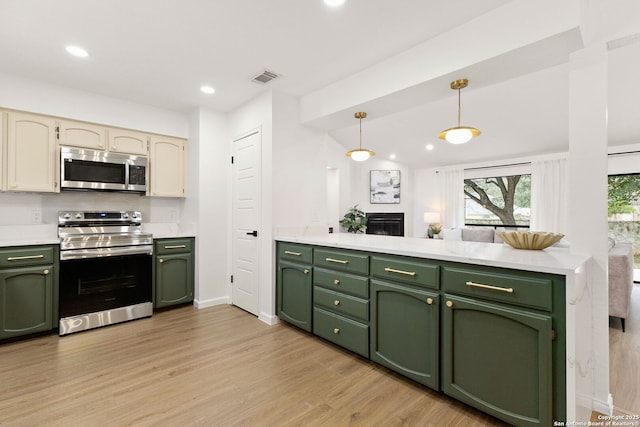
0, 305, 510, 427
609, 283, 640, 415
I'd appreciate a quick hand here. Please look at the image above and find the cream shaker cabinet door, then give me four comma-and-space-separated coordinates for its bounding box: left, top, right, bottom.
58, 120, 106, 150
107, 128, 148, 155
149, 136, 186, 197
6, 112, 58, 193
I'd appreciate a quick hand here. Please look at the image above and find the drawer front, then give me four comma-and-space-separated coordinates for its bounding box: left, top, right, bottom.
442, 266, 553, 311
314, 286, 369, 322
0, 246, 55, 268
314, 248, 369, 275
314, 267, 369, 298
371, 255, 439, 290
155, 238, 194, 255
313, 307, 369, 358
278, 242, 313, 264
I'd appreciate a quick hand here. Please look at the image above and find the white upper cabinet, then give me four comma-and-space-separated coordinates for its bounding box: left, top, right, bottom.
108, 128, 148, 155
6, 111, 58, 193
149, 135, 186, 197
57, 120, 106, 150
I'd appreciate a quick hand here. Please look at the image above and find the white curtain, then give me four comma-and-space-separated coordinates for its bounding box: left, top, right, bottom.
530, 158, 568, 234
439, 168, 465, 229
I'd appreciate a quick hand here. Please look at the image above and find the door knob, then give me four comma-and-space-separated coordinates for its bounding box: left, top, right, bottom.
246, 230, 258, 237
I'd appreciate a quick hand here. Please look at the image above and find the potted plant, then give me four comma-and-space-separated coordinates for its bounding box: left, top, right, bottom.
428, 224, 442, 239
339, 204, 368, 233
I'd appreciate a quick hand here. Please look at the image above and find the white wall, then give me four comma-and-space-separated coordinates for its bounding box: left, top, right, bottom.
183, 108, 229, 308
348, 157, 412, 236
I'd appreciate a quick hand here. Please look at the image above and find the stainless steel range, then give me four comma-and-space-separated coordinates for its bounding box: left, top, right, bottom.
58, 211, 153, 335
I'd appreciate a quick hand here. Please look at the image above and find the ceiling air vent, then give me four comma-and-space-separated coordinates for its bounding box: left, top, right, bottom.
252, 69, 280, 84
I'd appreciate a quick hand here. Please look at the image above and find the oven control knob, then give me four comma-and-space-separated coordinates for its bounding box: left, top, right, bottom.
75, 213, 82, 219
63, 213, 71, 220
123, 213, 129, 219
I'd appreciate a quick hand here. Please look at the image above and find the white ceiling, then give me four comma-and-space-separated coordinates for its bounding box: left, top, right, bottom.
1, 0, 639, 169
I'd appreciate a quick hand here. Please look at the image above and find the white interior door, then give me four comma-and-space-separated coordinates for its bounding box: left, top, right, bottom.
231, 130, 261, 315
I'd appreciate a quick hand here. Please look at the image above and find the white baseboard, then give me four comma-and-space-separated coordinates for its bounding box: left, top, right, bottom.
592, 393, 614, 416
194, 296, 230, 309
259, 312, 279, 326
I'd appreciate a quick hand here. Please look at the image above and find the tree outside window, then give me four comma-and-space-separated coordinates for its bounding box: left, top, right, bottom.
464, 174, 531, 227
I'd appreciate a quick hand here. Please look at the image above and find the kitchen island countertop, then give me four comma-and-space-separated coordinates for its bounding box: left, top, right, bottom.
275, 233, 590, 276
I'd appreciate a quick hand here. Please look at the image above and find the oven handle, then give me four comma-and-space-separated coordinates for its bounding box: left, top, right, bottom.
60, 245, 153, 260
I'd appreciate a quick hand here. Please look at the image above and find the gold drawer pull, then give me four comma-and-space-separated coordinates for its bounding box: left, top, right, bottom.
333, 279, 340, 285
333, 328, 340, 334
426, 298, 433, 305
326, 257, 348, 265
466, 281, 514, 293
304, 269, 310, 275
7, 255, 45, 261
159, 259, 164, 263
384, 267, 416, 277
43, 269, 50, 275
284, 250, 302, 256
334, 300, 340, 306
164, 245, 186, 249
446, 301, 453, 308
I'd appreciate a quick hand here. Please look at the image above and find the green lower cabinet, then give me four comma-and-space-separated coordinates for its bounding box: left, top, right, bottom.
154, 238, 195, 308
313, 307, 369, 357
370, 279, 439, 389
277, 260, 313, 331
442, 294, 553, 427
0, 265, 54, 339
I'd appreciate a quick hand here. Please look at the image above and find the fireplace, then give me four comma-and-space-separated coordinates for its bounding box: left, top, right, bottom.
365, 212, 404, 237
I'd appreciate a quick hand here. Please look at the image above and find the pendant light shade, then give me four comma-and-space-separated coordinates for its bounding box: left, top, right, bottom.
438, 79, 481, 144
346, 112, 375, 161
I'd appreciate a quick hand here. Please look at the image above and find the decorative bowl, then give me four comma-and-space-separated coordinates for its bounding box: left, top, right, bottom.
495, 231, 564, 250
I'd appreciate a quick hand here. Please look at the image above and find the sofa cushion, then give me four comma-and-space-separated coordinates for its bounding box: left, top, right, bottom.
440, 228, 462, 241
461, 228, 495, 243
608, 242, 634, 319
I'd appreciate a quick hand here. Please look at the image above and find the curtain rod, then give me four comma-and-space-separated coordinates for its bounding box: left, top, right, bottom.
436, 161, 531, 173
608, 150, 640, 157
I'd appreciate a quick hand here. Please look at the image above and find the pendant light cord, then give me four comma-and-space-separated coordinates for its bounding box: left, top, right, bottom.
359, 116, 363, 149
457, 87, 462, 127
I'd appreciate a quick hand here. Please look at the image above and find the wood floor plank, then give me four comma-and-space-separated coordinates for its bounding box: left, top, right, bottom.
1, 305, 512, 426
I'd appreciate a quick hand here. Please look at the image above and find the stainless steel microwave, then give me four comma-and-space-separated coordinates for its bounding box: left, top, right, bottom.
60, 147, 148, 194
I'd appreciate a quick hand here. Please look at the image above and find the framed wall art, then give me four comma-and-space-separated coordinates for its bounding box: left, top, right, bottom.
370, 170, 400, 204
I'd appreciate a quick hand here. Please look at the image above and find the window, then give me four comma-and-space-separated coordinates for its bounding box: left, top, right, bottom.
608, 173, 640, 269
464, 174, 531, 228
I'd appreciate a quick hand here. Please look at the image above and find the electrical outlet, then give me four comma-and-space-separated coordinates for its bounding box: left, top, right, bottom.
31, 210, 41, 224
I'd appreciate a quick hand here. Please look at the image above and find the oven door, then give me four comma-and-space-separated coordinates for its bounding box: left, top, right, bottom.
59, 252, 152, 318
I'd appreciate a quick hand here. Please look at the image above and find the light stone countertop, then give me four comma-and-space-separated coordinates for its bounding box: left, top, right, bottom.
275, 233, 591, 276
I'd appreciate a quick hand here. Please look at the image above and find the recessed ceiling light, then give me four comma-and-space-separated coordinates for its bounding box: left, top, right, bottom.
324, 0, 346, 7
390, 154, 396, 160
65, 45, 89, 58
200, 85, 215, 95
426, 144, 434, 151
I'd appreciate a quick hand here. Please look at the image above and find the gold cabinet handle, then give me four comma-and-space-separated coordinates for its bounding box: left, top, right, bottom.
426, 298, 433, 305
333, 328, 340, 334
164, 245, 187, 249
326, 257, 348, 265
159, 259, 164, 263
43, 269, 50, 275
284, 250, 302, 256
334, 300, 340, 306
384, 267, 416, 277
446, 301, 453, 308
7, 254, 45, 261
466, 281, 514, 294
303, 269, 310, 275
333, 279, 340, 285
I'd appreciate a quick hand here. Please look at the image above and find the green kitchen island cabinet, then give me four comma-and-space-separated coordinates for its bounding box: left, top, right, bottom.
276, 242, 313, 332
274, 233, 591, 426
370, 254, 440, 389
153, 238, 195, 308
0, 245, 59, 340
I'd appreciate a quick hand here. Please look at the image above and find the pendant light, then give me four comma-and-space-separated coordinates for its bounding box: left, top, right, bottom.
346, 112, 375, 162
438, 79, 481, 144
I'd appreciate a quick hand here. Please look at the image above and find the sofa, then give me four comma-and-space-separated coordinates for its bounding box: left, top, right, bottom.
438, 227, 503, 243
608, 241, 634, 332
